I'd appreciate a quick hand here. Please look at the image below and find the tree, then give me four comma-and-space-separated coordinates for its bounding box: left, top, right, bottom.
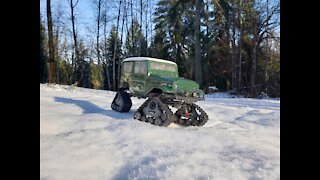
40, 14, 47, 83
267, 35, 280, 97
46, 0, 57, 83
153, 0, 192, 77
194, 0, 202, 87
90, 63, 103, 89
78, 40, 90, 87
139, 0, 143, 56
151, 29, 170, 59
112, 0, 123, 91
145, 0, 149, 56
68, 0, 82, 85
130, 0, 134, 55
53, 2, 65, 84
93, 0, 104, 89
125, 19, 147, 57
102, 0, 111, 90
118, 0, 127, 87
94, 0, 102, 65
237, 0, 243, 94
107, 25, 122, 91
39, 0, 280, 97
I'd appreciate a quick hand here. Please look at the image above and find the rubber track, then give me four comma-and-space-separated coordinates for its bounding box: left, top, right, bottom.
111, 90, 132, 112
175, 103, 208, 126
193, 103, 208, 126
134, 97, 176, 127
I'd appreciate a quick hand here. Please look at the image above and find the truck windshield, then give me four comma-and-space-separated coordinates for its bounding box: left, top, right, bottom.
149, 61, 178, 78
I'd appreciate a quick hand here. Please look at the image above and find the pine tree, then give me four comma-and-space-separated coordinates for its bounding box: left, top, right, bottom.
107, 25, 122, 90
125, 19, 147, 57
194, 0, 202, 87
153, 0, 194, 78
151, 29, 170, 59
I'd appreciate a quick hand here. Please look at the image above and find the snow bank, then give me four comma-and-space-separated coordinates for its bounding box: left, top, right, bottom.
40, 84, 280, 180
206, 92, 280, 100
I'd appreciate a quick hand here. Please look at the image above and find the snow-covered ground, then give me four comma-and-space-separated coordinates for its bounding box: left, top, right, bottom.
40, 84, 280, 180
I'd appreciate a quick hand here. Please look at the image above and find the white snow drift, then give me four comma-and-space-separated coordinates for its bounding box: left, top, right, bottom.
40, 84, 280, 180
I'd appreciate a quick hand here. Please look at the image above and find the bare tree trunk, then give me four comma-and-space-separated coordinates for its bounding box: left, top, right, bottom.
206, 0, 209, 36
195, 0, 202, 87
204, 0, 209, 87
251, 20, 257, 97
138, 0, 143, 56
126, 1, 130, 45
54, 4, 64, 84
225, 19, 231, 90
95, 0, 104, 89
112, 0, 122, 91
237, 0, 243, 95
145, 0, 148, 56
231, 5, 236, 90
149, 0, 153, 50
69, 0, 80, 84
71, 53, 74, 82
89, 41, 95, 89
55, 26, 60, 83
47, 0, 56, 83
265, 0, 269, 94
103, 6, 111, 90
131, 0, 134, 56
118, 0, 127, 87
103, 21, 111, 90
96, 0, 101, 65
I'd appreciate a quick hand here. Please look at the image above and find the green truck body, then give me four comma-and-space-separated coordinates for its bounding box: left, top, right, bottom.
119, 57, 205, 102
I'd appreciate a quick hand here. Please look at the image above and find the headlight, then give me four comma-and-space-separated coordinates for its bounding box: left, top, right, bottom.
192, 92, 199, 97
161, 83, 173, 87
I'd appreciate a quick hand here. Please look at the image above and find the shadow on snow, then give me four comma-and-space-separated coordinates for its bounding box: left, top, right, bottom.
54, 97, 134, 120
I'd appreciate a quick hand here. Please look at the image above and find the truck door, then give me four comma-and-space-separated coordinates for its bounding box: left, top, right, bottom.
132, 61, 147, 97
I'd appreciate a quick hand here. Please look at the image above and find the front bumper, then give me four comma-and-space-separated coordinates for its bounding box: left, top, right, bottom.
162, 91, 205, 104
177, 89, 205, 99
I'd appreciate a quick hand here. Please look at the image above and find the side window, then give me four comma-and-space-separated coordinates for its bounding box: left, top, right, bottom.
140, 62, 147, 74
123, 62, 133, 73
134, 61, 147, 75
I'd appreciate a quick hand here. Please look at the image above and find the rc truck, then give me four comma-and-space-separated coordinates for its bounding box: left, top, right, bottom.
111, 57, 208, 127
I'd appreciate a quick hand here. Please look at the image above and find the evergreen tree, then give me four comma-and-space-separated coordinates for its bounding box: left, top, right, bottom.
151, 29, 170, 59
58, 59, 73, 85
106, 25, 122, 90
39, 0, 280, 97
125, 19, 147, 57
153, 0, 195, 78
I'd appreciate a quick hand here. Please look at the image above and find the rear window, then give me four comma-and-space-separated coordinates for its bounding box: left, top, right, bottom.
134, 61, 147, 74
149, 61, 178, 78
150, 62, 177, 72
123, 62, 133, 73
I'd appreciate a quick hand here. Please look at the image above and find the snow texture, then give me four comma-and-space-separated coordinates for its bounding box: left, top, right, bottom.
40, 84, 280, 180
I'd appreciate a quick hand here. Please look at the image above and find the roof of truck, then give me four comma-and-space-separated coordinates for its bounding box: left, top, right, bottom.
123, 57, 177, 65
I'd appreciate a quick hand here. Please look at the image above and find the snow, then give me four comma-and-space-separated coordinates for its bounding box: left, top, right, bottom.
123, 57, 177, 65
40, 84, 280, 180
208, 86, 218, 91
206, 92, 280, 100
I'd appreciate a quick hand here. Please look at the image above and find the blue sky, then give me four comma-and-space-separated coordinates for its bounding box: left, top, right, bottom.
40, 0, 96, 38
40, 0, 279, 45
40, 0, 94, 20
40, 0, 157, 46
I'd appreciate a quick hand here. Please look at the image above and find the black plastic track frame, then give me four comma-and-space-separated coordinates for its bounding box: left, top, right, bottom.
111, 90, 132, 112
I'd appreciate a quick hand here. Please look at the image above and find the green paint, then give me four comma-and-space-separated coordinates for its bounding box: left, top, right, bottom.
119, 58, 204, 98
